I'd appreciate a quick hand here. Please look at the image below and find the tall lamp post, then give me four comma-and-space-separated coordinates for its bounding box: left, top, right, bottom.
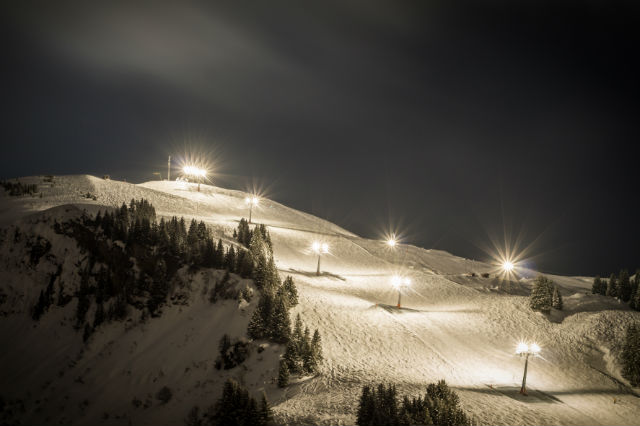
386, 235, 398, 264
516, 341, 541, 395
245, 196, 259, 224
391, 275, 411, 308
312, 242, 329, 276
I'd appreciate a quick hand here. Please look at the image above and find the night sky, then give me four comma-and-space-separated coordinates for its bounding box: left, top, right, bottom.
2, 1, 639, 276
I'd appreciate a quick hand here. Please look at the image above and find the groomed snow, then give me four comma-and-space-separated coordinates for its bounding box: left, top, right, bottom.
1, 175, 639, 425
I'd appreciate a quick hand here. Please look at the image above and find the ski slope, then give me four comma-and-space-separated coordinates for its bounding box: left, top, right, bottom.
1, 174, 639, 425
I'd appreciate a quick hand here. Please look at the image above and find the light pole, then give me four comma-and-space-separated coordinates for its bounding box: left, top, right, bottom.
386, 235, 399, 264
183, 166, 206, 192
516, 341, 541, 395
245, 196, 259, 224
312, 242, 329, 275
391, 275, 411, 308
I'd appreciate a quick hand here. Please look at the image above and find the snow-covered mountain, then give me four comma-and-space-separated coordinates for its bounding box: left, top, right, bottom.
0, 175, 638, 425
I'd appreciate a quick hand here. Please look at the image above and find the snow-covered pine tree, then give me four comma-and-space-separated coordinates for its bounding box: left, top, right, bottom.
552, 286, 563, 310
249, 229, 266, 260
311, 329, 323, 365
247, 291, 273, 340
253, 254, 268, 290
281, 276, 298, 307
270, 295, 291, 343
529, 275, 554, 313
265, 255, 280, 292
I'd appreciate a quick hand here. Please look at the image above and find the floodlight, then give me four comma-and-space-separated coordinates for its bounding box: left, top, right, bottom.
530, 343, 541, 354
516, 342, 529, 355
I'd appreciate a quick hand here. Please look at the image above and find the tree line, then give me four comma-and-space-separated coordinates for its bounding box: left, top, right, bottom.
235, 219, 323, 387
591, 269, 640, 310
40, 199, 256, 339
529, 275, 563, 313
185, 379, 273, 426
356, 380, 472, 426
0, 180, 38, 196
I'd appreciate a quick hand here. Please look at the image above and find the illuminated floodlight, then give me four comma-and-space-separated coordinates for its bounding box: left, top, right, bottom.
387, 237, 397, 247
245, 196, 259, 206
391, 275, 402, 288
312, 242, 329, 254
530, 342, 541, 354
503, 261, 515, 272
516, 342, 529, 355
182, 165, 207, 191
183, 165, 206, 177
391, 275, 410, 288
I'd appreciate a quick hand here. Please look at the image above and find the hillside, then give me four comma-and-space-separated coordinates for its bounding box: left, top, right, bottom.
1, 175, 639, 426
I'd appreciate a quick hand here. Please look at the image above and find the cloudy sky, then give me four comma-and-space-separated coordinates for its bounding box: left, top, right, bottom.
2, 1, 639, 275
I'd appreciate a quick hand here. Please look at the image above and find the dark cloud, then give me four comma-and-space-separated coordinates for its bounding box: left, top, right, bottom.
2, 1, 639, 275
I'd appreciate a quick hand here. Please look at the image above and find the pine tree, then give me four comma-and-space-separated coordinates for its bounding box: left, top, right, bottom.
247, 292, 274, 340
552, 286, 563, 310
606, 273, 618, 297
236, 250, 254, 278
253, 254, 268, 290
592, 276, 603, 294
236, 218, 252, 247
357, 385, 375, 426
621, 323, 640, 386
529, 275, 554, 313
311, 329, 323, 366
214, 239, 224, 268
277, 360, 290, 388
249, 230, 266, 261
619, 269, 632, 302
264, 256, 280, 293
283, 340, 301, 374
270, 295, 291, 343
281, 276, 298, 307
224, 246, 237, 272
